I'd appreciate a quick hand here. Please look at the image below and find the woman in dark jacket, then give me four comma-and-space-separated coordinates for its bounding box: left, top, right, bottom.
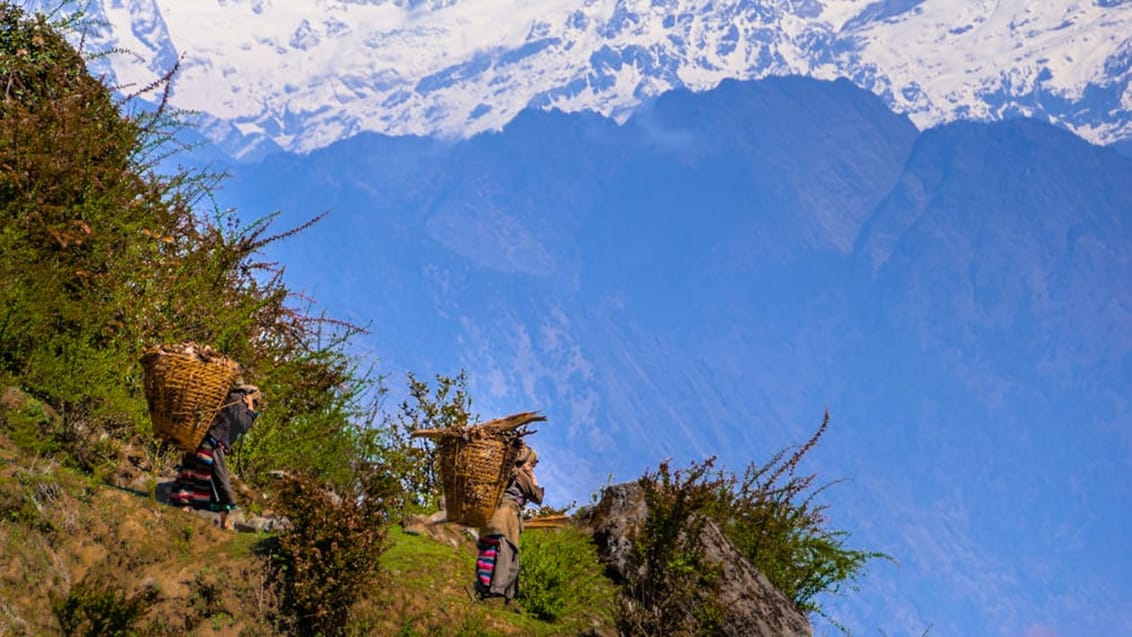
169, 384, 260, 529
474, 443, 544, 602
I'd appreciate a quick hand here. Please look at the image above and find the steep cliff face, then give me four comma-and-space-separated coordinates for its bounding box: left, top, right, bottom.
212, 73, 1132, 635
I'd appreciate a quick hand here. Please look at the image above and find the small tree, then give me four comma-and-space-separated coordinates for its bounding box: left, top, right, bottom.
369, 371, 475, 510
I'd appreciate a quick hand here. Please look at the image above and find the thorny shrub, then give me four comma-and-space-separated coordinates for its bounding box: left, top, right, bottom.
261, 465, 399, 637
716, 411, 892, 629
622, 411, 890, 634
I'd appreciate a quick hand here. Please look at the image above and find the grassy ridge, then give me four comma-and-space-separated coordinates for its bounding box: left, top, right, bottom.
0, 430, 614, 636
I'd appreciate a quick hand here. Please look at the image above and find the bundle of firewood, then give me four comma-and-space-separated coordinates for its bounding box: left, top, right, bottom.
411, 410, 545, 442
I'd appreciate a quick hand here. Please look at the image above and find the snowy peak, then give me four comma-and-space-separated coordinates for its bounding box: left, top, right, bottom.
25, 0, 1132, 156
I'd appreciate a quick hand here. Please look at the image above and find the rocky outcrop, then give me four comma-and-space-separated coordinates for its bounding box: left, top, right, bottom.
581, 482, 812, 637
401, 509, 477, 548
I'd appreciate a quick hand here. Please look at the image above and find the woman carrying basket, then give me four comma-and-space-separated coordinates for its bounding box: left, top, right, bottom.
474, 443, 544, 604
169, 383, 261, 529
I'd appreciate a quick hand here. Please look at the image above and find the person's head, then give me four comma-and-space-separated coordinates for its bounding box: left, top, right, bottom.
516, 443, 538, 469
235, 384, 262, 412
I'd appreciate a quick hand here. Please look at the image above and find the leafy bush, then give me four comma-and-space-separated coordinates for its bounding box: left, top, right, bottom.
621, 412, 890, 634
0, 388, 64, 457
262, 465, 399, 636
617, 459, 727, 636
52, 577, 157, 637
519, 526, 615, 624
1, 3, 154, 442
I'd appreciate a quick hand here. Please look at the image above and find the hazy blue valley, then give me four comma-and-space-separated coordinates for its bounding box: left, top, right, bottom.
189, 76, 1132, 636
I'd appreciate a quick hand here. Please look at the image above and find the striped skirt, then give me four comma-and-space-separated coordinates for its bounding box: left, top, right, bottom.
169, 437, 231, 511
474, 534, 520, 600
476, 535, 502, 589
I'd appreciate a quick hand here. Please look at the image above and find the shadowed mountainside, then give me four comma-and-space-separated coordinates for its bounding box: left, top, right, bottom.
214, 76, 1132, 636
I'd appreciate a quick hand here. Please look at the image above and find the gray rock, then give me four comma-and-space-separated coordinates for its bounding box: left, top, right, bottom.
402, 509, 470, 548
235, 514, 291, 533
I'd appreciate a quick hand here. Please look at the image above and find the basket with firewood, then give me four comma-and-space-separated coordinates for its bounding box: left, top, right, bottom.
412, 411, 545, 528
140, 343, 242, 452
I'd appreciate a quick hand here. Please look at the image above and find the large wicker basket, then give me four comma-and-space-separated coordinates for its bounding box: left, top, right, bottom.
437, 435, 522, 528
413, 411, 546, 528
140, 344, 241, 452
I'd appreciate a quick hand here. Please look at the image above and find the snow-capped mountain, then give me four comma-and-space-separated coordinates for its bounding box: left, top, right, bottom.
25, 0, 1132, 157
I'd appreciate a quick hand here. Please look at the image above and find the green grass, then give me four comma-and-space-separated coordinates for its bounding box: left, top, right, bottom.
371, 525, 617, 637
381, 525, 472, 576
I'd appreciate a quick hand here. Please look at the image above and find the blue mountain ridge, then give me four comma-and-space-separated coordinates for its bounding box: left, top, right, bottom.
208, 76, 1131, 636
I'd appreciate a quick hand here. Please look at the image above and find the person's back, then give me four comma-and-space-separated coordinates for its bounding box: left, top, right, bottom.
169, 383, 261, 529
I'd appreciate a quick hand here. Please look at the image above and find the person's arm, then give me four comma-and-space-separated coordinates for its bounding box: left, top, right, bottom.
514, 465, 544, 505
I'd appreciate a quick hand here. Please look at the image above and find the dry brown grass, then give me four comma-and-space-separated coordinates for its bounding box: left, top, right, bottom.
0, 433, 276, 635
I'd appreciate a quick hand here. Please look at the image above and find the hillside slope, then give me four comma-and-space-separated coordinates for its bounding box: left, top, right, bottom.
0, 431, 275, 635
0, 429, 610, 636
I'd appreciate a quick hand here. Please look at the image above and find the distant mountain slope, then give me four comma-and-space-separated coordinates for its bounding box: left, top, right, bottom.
225, 75, 920, 460
20, 0, 1132, 157
861, 119, 1132, 373
828, 119, 1132, 636
214, 76, 1132, 636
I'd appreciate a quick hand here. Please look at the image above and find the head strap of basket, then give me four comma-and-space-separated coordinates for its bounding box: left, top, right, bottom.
411, 411, 546, 527
140, 343, 242, 452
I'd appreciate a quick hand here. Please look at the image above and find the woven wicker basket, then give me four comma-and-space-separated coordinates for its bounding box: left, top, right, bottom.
412, 411, 546, 528
140, 345, 241, 452
437, 435, 521, 528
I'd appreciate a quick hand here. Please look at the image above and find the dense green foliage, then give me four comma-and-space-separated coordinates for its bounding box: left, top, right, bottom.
519, 527, 616, 623
0, 2, 374, 489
